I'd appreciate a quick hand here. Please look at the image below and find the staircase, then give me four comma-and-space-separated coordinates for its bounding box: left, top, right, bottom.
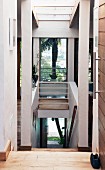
37, 82, 70, 118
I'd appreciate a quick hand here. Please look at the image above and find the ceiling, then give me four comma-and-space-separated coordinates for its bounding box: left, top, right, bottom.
33, 0, 76, 21
18, 0, 94, 30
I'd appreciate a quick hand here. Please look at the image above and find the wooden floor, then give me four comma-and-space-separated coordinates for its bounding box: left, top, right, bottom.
0, 151, 98, 170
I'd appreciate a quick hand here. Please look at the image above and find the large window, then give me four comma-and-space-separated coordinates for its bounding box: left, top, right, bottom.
40, 38, 67, 82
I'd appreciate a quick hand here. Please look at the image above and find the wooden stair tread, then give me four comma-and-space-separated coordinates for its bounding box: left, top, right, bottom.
39, 98, 68, 103
31, 148, 78, 152
38, 98, 69, 110
38, 104, 69, 110
39, 102, 69, 105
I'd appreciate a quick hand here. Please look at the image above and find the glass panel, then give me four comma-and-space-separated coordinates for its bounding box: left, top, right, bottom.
40, 38, 67, 82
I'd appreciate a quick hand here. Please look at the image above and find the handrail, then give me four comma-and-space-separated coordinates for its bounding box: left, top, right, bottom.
40, 67, 67, 81
39, 81, 69, 84
41, 67, 67, 69
67, 105, 77, 147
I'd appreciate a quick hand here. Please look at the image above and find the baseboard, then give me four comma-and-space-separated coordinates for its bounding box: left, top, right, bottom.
78, 146, 92, 152
96, 147, 99, 153
0, 152, 6, 161
0, 140, 11, 161
18, 146, 32, 151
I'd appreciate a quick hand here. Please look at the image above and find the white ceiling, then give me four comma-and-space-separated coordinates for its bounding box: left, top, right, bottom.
33, 0, 76, 21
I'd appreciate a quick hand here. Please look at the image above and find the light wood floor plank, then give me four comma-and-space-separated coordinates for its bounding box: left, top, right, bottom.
0, 151, 100, 170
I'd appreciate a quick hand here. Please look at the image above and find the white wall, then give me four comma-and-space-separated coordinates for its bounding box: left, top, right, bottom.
67, 82, 78, 148
38, 110, 69, 118
31, 116, 40, 148
32, 84, 39, 111
17, 19, 93, 38
0, 0, 17, 151
0, 0, 5, 151
31, 85, 38, 148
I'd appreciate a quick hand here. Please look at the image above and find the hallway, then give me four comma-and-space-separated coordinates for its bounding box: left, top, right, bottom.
0, 150, 97, 170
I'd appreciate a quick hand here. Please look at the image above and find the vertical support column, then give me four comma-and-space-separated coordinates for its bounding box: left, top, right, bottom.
17, 38, 21, 99
21, 0, 32, 146
0, 0, 4, 151
78, 0, 90, 147
68, 38, 74, 81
